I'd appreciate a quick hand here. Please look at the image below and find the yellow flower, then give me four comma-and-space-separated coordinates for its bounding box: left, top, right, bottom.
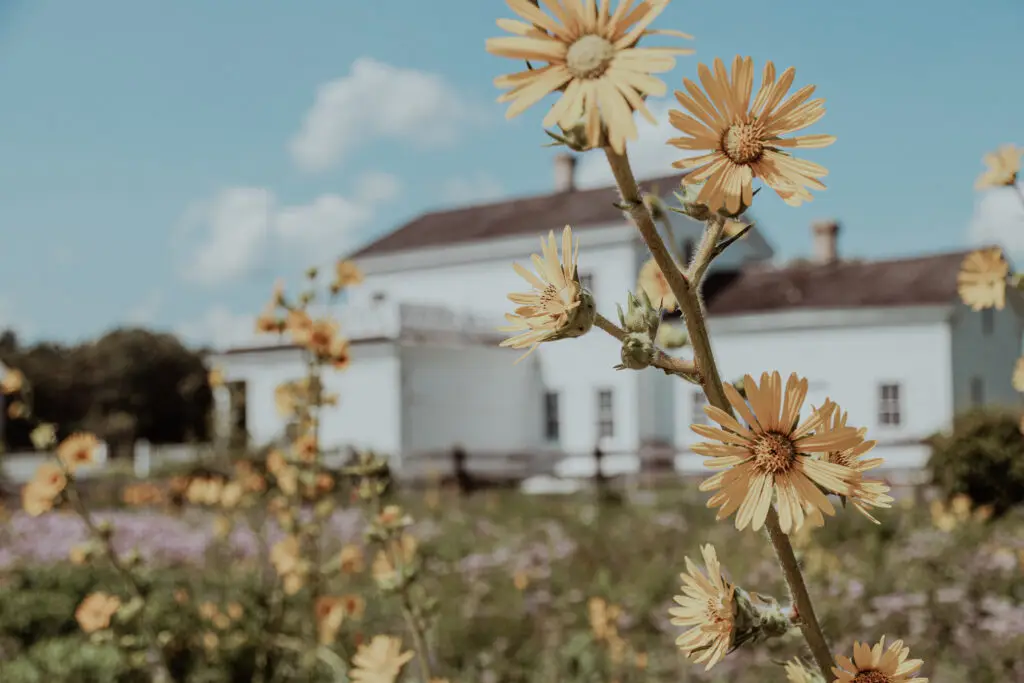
783, 658, 819, 683
811, 405, 893, 525
350, 634, 415, 683
332, 259, 364, 289
68, 544, 91, 566
668, 57, 836, 214
693, 372, 862, 532
957, 247, 1008, 311
270, 536, 303, 576
668, 544, 735, 671
292, 433, 319, 464
0, 368, 24, 394
1013, 357, 1024, 393
499, 225, 595, 362
587, 597, 621, 641
637, 258, 679, 312
832, 636, 928, 683
372, 534, 418, 587
226, 602, 244, 620
75, 592, 121, 633
21, 462, 67, 516
339, 543, 365, 574
486, 0, 693, 154
975, 144, 1022, 189
315, 596, 347, 645
342, 594, 366, 620
513, 569, 530, 591
57, 432, 99, 473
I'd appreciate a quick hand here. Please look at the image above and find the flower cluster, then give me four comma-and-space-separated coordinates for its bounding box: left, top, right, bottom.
485, 2, 935, 680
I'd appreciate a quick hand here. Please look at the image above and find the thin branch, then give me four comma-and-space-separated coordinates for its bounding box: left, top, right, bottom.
601, 147, 836, 680
594, 313, 698, 378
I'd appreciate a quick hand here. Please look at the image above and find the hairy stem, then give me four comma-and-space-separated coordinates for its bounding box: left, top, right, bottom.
594, 313, 698, 377
603, 147, 835, 679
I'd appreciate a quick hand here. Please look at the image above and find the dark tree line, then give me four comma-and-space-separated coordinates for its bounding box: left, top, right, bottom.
1, 327, 214, 454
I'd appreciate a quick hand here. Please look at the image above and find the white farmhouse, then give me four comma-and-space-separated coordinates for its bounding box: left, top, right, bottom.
209, 154, 1023, 479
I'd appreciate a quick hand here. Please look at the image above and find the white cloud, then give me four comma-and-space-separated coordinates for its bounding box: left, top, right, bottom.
179, 172, 401, 286
968, 185, 1024, 258
289, 58, 476, 173
440, 173, 505, 206
575, 99, 695, 189
175, 305, 261, 351
179, 187, 275, 286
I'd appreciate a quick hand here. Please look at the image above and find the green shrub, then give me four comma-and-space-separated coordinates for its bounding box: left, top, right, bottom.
927, 408, 1024, 515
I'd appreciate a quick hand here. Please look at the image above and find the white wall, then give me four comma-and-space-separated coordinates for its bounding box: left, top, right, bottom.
675, 310, 955, 460
949, 301, 1024, 416
400, 343, 540, 454
209, 342, 403, 458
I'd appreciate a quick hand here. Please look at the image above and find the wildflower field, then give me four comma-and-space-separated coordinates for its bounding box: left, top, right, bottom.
1, 481, 1022, 683
4, 0, 1024, 681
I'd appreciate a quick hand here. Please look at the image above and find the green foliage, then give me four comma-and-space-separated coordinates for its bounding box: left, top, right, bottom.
927, 408, 1024, 515
0, 327, 213, 451
2, 488, 1023, 682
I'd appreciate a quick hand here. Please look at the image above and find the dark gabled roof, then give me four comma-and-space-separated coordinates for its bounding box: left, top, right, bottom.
350, 172, 687, 258
701, 248, 980, 317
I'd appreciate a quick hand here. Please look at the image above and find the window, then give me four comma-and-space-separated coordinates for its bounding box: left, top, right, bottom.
543, 391, 560, 441
878, 383, 902, 426
970, 377, 985, 407
579, 273, 594, 292
371, 292, 387, 303
981, 308, 994, 336
691, 390, 710, 425
596, 389, 614, 439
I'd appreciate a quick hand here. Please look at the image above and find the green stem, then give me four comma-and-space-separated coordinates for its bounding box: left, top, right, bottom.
603, 147, 835, 680
593, 313, 697, 378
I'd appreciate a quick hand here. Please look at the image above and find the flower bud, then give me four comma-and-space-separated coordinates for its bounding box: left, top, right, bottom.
730, 589, 793, 650
616, 332, 655, 371
617, 290, 661, 336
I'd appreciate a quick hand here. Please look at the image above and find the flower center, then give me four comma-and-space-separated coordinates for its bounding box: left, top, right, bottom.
827, 449, 854, 469
723, 122, 765, 165
566, 35, 616, 79
752, 432, 797, 474
853, 671, 892, 683
704, 597, 732, 626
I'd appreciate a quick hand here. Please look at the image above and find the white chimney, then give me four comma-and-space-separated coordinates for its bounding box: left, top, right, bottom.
554, 153, 577, 192
811, 220, 839, 265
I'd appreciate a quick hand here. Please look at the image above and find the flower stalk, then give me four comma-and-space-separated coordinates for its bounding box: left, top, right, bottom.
603, 145, 836, 679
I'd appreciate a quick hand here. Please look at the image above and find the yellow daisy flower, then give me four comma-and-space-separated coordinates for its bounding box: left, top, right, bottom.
693, 372, 862, 532
350, 635, 415, 683
486, 0, 693, 154
56, 432, 99, 473
811, 405, 893, 525
832, 636, 928, 683
668, 544, 735, 671
956, 247, 1008, 311
75, 592, 121, 634
975, 144, 1022, 189
499, 225, 595, 362
668, 56, 835, 214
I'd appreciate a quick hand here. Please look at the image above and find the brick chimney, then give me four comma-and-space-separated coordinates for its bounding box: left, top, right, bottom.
554, 153, 577, 192
811, 219, 840, 265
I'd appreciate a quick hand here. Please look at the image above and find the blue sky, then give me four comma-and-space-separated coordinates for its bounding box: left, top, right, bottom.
0, 0, 1021, 348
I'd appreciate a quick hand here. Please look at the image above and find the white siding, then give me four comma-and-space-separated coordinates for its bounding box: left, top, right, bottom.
949, 301, 1024, 416
674, 311, 955, 462
400, 343, 539, 454
209, 342, 402, 457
